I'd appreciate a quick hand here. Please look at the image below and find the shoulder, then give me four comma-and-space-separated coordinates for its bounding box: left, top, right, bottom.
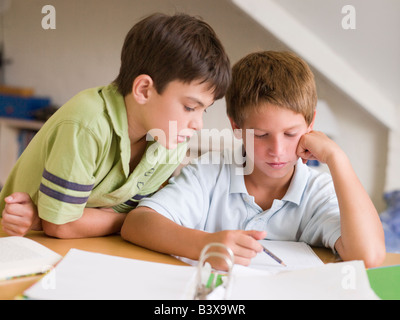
305, 165, 335, 195
297, 160, 334, 189
62, 86, 107, 116
286, 160, 336, 206
299, 163, 339, 215
187, 149, 234, 175
170, 149, 232, 186
43, 86, 119, 142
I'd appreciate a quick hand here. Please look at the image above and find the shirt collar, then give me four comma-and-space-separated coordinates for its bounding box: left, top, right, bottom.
100, 84, 131, 176
229, 156, 309, 206
100, 84, 188, 178
282, 158, 310, 205
229, 152, 249, 195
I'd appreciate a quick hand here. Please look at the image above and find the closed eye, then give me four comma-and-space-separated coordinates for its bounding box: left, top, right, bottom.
285, 133, 297, 137
255, 133, 268, 138
184, 106, 195, 112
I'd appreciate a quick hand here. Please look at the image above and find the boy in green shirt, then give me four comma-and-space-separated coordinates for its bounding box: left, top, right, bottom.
0, 13, 231, 238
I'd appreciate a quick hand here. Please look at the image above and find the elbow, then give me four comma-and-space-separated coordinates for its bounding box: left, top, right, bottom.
120, 215, 135, 243
338, 240, 386, 268
363, 246, 386, 269
42, 221, 74, 239
363, 237, 386, 268
120, 222, 129, 241
120, 212, 132, 242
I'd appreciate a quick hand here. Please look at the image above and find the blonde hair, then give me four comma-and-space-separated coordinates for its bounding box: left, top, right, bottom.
226, 51, 317, 126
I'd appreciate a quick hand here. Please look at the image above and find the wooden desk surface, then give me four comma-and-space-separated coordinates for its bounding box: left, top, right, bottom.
1, 226, 400, 300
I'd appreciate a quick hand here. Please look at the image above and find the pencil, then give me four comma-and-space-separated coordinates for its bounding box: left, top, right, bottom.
262, 245, 287, 267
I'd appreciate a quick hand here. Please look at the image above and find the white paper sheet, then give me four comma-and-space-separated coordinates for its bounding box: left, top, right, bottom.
250, 240, 324, 273
229, 260, 379, 300
24, 249, 197, 300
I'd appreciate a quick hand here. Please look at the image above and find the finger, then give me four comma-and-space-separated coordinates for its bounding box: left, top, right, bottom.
1, 215, 26, 236
244, 230, 267, 240
297, 148, 317, 162
234, 233, 264, 255
4, 201, 37, 218
4, 203, 25, 218
4, 192, 32, 204
7, 193, 31, 203
241, 230, 266, 251
3, 210, 30, 227
233, 255, 253, 267
2, 224, 26, 237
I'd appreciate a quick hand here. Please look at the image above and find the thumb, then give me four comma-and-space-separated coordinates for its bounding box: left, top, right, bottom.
5, 192, 31, 204
244, 230, 267, 240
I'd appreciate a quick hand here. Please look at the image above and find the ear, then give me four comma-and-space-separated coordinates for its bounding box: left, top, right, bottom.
307, 110, 317, 132
132, 74, 154, 104
229, 117, 243, 139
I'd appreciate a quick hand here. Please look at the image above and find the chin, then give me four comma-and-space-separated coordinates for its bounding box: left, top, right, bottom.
163, 140, 179, 150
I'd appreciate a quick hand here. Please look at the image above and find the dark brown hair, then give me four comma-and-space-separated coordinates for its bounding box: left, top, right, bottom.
114, 13, 231, 100
226, 51, 317, 126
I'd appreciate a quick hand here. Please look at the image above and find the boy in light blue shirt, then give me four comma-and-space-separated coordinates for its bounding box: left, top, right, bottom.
137, 153, 340, 252
122, 51, 385, 268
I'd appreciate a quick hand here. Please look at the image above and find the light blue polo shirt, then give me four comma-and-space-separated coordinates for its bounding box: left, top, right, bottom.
138, 150, 341, 251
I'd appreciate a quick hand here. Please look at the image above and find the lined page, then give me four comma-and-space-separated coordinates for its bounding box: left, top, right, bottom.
249, 240, 324, 273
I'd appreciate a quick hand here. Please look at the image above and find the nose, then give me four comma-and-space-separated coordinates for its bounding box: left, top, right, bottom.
268, 136, 283, 156
188, 114, 203, 131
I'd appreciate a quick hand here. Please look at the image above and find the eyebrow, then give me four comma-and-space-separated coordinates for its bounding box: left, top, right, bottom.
252, 124, 303, 131
283, 125, 303, 131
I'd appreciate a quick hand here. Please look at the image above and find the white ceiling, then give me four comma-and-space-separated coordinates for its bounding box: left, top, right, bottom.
272, 0, 400, 106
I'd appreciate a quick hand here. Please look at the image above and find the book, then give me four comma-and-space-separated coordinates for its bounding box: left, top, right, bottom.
367, 265, 400, 300
0, 85, 34, 97
0, 236, 62, 280
23, 242, 378, 300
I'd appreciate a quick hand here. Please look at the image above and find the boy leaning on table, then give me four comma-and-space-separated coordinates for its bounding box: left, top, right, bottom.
121, 51, 385, 269
0, 13, 231, 238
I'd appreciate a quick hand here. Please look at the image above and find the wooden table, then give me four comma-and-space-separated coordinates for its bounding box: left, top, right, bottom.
1, 227, 399, 300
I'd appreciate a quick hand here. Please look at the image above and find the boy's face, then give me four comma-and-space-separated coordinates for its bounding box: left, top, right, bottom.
145, 80, 215, 149
236, 103, 314, 180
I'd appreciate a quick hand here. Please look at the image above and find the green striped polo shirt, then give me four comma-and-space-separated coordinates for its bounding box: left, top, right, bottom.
0, 84, 188, 225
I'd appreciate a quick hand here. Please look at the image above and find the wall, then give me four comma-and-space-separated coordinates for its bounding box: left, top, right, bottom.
2, 0, 388, 210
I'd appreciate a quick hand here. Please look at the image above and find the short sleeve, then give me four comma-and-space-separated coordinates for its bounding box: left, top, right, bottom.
38, 121, 100, 224
138, 163, 210, 229
299, 177, 341, 252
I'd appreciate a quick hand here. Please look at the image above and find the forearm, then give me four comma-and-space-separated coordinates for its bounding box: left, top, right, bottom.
42, 207, 126, 239
121, 207, 208, 260
328, 151, 385, 267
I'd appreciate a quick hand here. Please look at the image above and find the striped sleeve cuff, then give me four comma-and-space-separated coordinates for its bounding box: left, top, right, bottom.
112, 192, 155, 213
40, 169, 94, 205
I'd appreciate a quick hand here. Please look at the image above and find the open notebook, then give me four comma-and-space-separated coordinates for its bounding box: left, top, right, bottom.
0, 237, 62, 280
250, 240, 324, 272
23, 241, 378, 300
